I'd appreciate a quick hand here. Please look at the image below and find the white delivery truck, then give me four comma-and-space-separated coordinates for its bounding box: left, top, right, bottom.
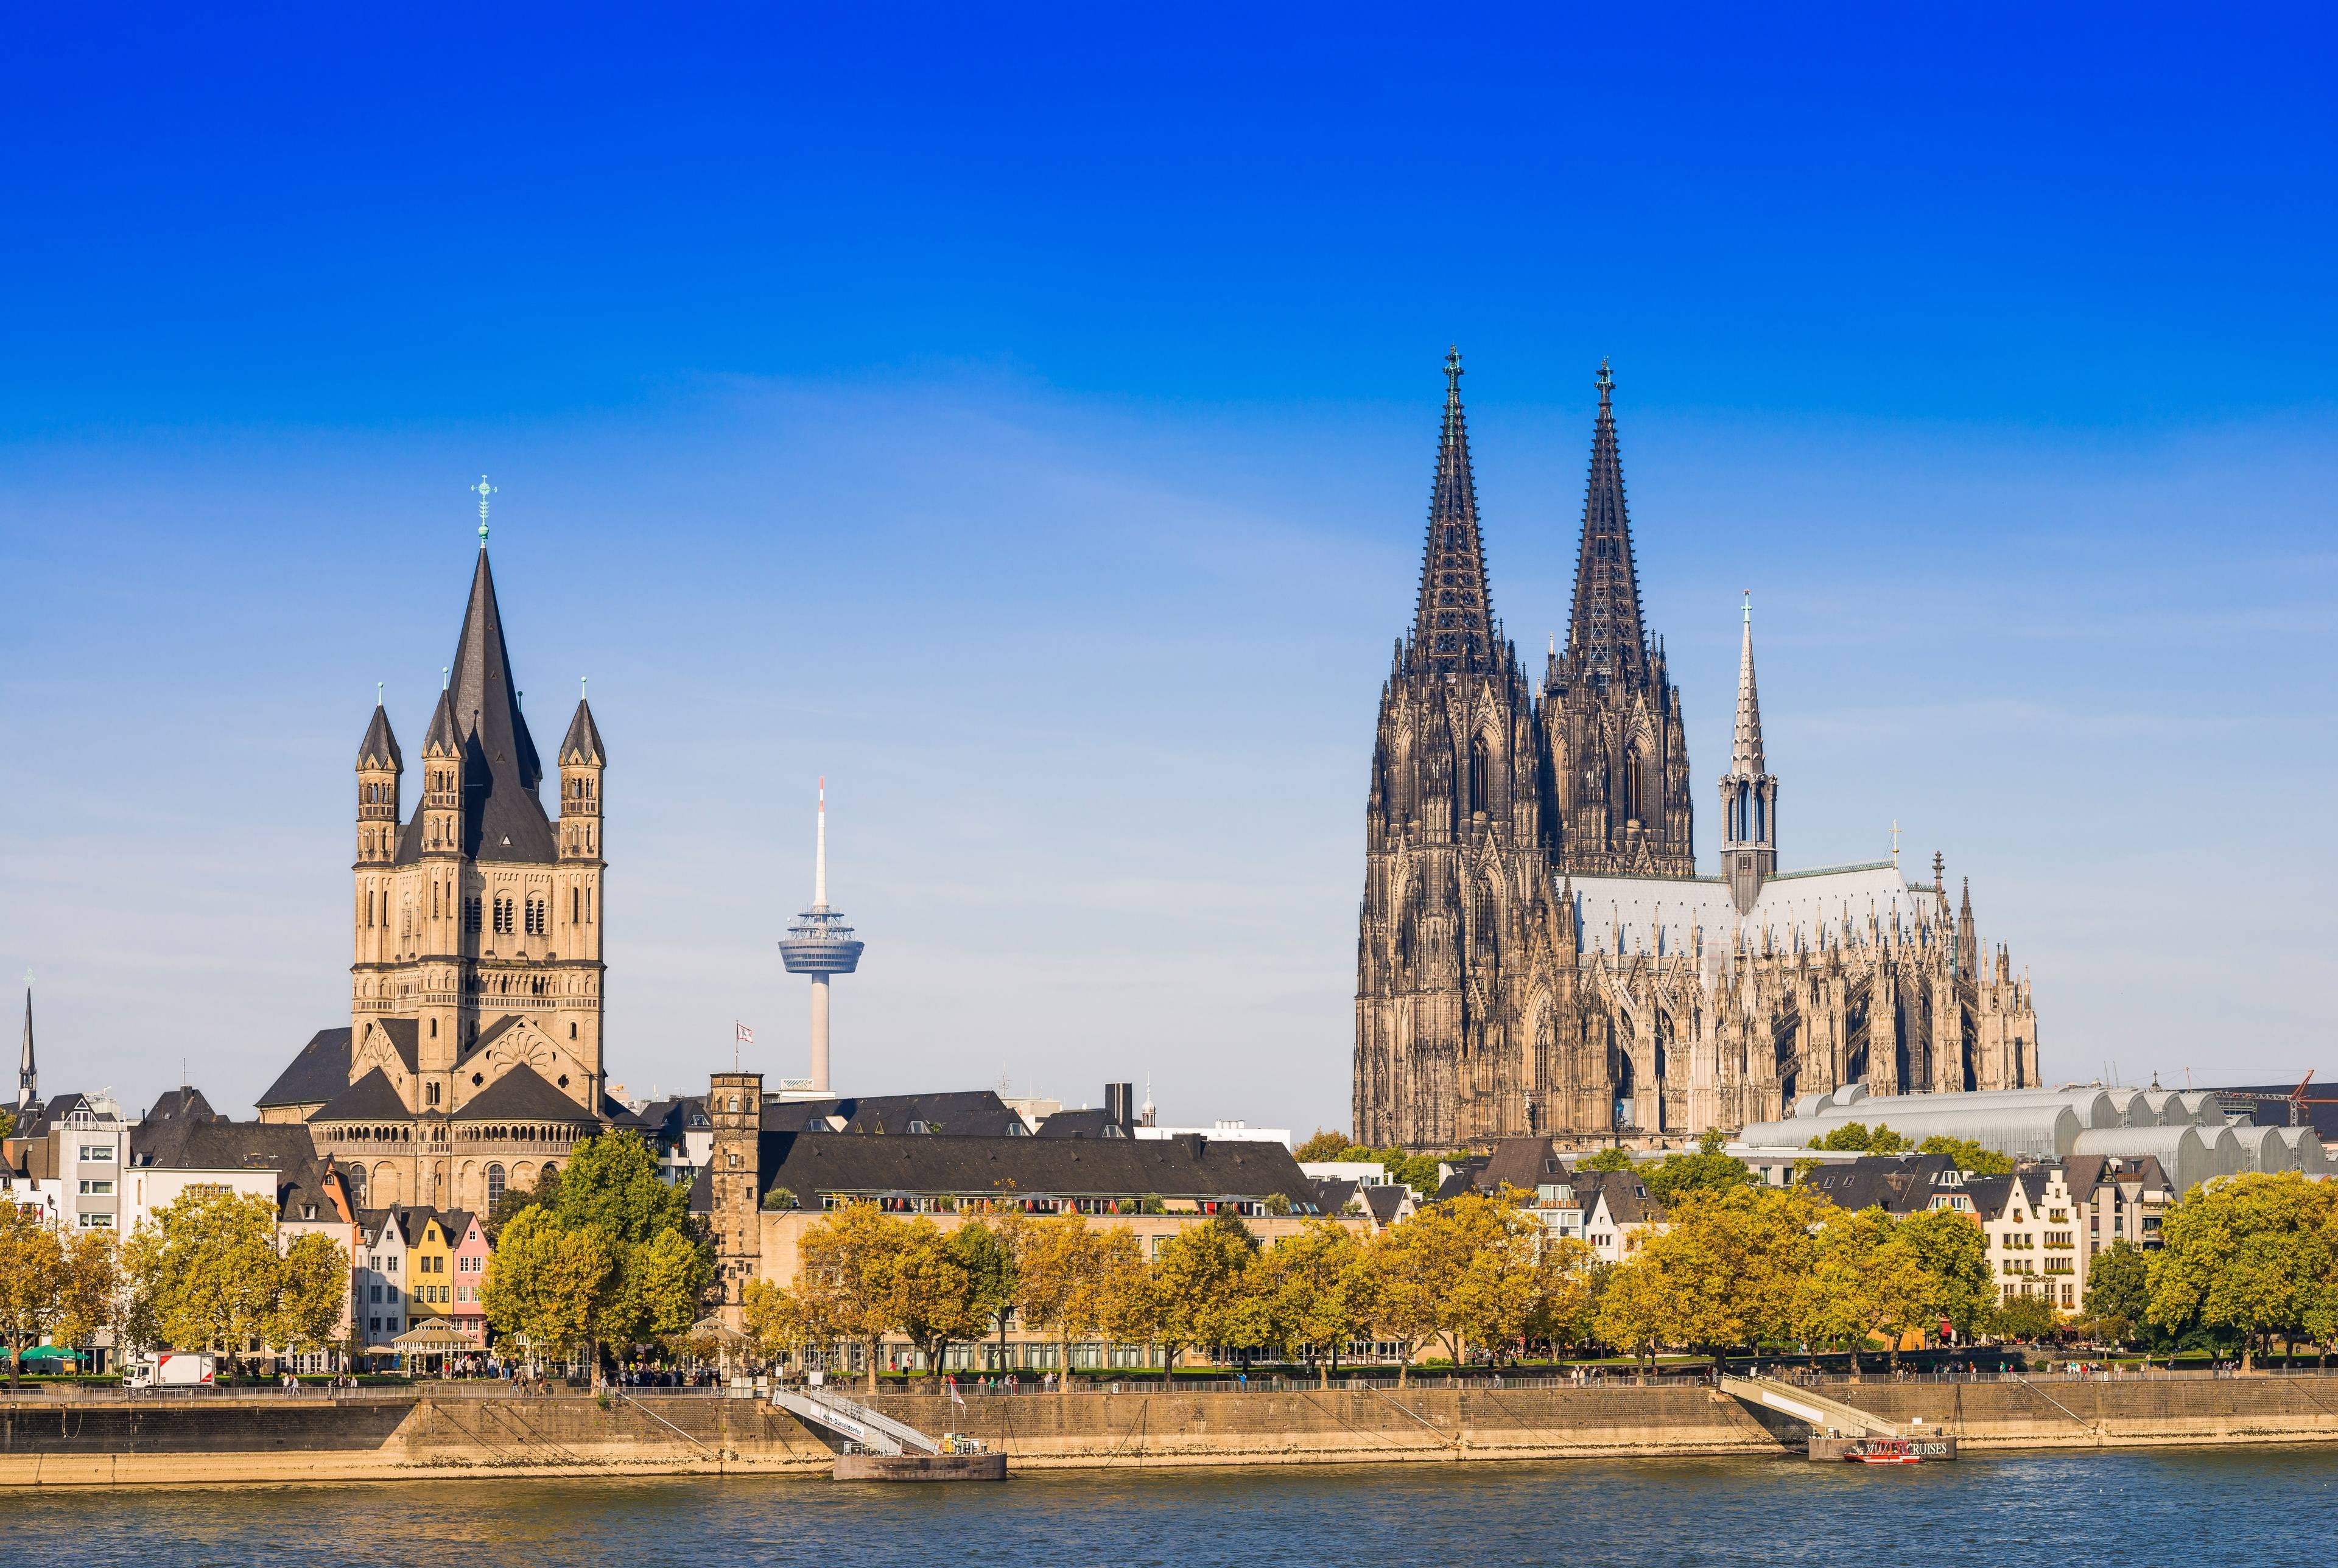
125, 1351, 217, 1390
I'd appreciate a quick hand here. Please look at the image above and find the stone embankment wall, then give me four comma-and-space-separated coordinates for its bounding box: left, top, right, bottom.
3, 1377, 2334, 1487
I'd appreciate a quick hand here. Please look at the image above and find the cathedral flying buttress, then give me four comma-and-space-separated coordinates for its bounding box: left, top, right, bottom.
1354, 359, 2040, 1150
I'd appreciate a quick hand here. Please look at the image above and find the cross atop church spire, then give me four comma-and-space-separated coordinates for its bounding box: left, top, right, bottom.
1410, 347, 1497, 670
1563, 360, 1648, 688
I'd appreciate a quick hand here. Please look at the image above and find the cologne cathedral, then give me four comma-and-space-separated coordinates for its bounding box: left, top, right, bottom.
1352, 356, 2039, 1149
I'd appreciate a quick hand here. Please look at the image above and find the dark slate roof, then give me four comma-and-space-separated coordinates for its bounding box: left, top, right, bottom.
1362, 1185, 1410, 1225
1313, 1177, 1359, 1214
456, 1063, 596, 1123
1581, 1169, 1663, 1225
1477, 1136, 1569, 1194
560, 698, 605, 766
130, 1117, 340, 1222
256, 1028, 353, 1110
759, 1090, 1027, 1139
637, 1097, 711, 1152
421, 689, 462, 758
2063, 1154, 2173, 1203
1035, 1108, 1130, 1139
396, 548, 556, 866
311, 1069, 411, 1122
468, 1016, 524, 1058
1963, 1174, 2015, 1220
23, 1092, 118, 1136
745, 1131, 1320, 1207
379, 1019, 420, 1074
1800, 1155, 1960, 1217
357, 704, 403, 771
145, 1087, 218, 1125
1432, 1154, 1489, 1202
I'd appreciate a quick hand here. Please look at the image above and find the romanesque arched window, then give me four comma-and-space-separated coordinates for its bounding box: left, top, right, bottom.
486, 1164, 505, 1209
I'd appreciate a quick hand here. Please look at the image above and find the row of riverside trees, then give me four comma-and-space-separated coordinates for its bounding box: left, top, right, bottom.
740, 1189, 1592, 1391
2083, 1171, 2338, 1367
0, 1191, 349, 1385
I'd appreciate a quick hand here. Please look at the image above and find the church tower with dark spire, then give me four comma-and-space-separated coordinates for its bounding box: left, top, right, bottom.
298, 481, 611, 1216
1543, 363, 1694, 877
1354, 351, 1564, 1148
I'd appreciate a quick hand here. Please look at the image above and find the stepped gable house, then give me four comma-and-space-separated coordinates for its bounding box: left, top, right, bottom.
258, 530, 620, 1216
1353, 356, 2039, 1149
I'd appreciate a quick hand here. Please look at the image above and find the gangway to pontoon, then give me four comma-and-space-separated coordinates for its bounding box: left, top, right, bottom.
771, 1383, 940, 1455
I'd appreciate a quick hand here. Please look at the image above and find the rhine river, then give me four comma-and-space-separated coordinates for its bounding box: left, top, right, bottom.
5, 1447, 2331, 1565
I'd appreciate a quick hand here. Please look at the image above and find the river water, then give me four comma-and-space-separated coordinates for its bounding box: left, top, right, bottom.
6, 1447, 2331, 1565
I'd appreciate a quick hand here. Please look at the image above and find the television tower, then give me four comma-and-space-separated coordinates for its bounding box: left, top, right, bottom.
778, 779, 864, 1093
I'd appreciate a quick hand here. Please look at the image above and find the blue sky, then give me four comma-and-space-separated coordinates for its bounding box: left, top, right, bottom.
2, 6, 2333, 1131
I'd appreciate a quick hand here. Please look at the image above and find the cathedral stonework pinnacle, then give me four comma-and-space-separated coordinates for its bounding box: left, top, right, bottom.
1409, 346, 1498, 672
1354, 356, 2041, 1149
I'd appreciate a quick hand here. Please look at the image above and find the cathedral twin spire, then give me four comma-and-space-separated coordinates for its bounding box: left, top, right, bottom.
1563, 361, 1651, 689
1409, 349, 1499, 670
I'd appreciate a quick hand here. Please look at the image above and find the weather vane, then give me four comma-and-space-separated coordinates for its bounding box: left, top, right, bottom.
1596, 358, 1614, 397
1444, 345, 1463, 390
472, 476, 497, 543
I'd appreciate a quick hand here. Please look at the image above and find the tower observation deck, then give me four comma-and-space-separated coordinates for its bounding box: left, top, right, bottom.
778, 779, 863, 1093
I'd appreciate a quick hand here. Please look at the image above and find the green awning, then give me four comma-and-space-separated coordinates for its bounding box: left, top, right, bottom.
18, 1346, 83, 1363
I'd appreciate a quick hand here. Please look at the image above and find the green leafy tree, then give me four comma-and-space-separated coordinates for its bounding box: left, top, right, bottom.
1597, 1185, 1826, 1362
2083, 1239, 2152, 1346
484, 1209, 615, 1371
482, 1132, 709, 1380
2147, 1172, 2337, 1370
0, 1105, 15, 1141
1294, 1129, 1353, 1163
951, 1215, 1024, 1370
121, 1190, 286, 1374
1805, 1122, 1911, 1155
1260, 1220, 1375, 1386
1913, 1136, 2013, 1176
1333, 1144, 1464, 1198
1153, 1214, 1267, 1369
1575, 1147, 1637, 1174
886, 1217, 987, 1378
784, 1202, 903, 1391
1017, 1216, 1147, 1388
488, 1163, 562, 1229
270, 1232, 352, 1360
1796, 1209, 1930, 1373
1642, 1131, 1758, 1208
0, 1208, 116, 1388
1994, 1292, 2060, 1343
1591, 1256, 1666, 1368
1895, 1206, 1997, 1342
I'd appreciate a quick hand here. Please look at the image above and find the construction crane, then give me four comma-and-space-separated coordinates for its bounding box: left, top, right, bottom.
2215, 1071, 2338, 1127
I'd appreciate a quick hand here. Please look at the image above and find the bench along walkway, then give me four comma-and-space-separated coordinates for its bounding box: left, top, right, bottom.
770, 1384, 939, 1455
1717, 1374, 1904, 1437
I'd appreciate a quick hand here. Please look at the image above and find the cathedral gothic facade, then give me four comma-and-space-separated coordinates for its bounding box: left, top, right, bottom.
258, 536, 618, 1216
1353, 357, 2040, 1150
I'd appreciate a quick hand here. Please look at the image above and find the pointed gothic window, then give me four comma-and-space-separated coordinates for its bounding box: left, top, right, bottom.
1468, 738, 1489, 818
1624, 747, 1643, 826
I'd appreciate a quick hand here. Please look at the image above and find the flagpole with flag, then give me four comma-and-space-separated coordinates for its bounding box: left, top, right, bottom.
734, 1021, 754, 1071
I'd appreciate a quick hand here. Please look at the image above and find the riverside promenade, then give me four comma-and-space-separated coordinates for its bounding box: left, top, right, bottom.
4, 1370, 2337, 1487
